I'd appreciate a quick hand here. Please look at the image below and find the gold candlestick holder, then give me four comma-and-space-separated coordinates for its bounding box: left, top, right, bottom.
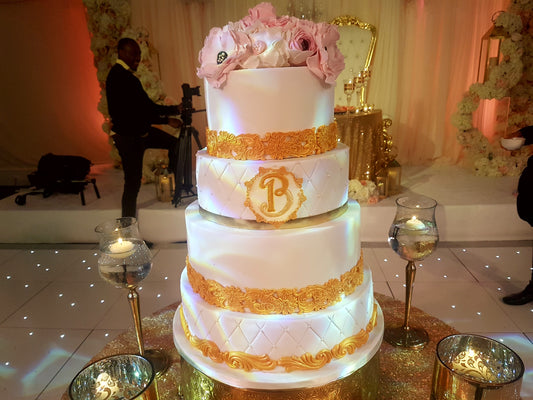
385, 195, 438, 349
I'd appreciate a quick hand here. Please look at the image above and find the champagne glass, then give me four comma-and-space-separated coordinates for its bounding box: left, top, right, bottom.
354, 72, 364, 110
360, 69, 371, 110
385, 195, 439, 349
343, 77, 355, 113
95, 217, 169, 375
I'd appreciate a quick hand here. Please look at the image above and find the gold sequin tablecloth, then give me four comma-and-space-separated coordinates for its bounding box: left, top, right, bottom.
335, 110, 387, 181
62, 293, 458, 399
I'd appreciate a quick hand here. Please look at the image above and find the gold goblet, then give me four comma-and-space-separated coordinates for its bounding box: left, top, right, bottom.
95, 217, 169, 375
343, 78, 355, 113
385, 195, 439, 349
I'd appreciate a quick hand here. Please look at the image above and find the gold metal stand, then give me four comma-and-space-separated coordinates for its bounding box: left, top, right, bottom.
178, 352, 380, 400
384, 261, 428, 349
128, 288, 169, 376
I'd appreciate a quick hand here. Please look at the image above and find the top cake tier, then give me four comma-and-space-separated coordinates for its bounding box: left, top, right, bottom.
204, 67, 337, 160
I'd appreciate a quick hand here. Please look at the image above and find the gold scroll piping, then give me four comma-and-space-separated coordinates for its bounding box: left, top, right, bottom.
206, 122, 338, 160
179, 302, 378, 372
187, 253, 364, 315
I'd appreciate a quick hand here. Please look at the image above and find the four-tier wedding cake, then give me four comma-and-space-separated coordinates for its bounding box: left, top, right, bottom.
173, 3, 384, 398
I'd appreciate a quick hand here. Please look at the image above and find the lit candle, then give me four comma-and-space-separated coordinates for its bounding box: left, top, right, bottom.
405, 216, 425, 230
108, 238, 134, 258
159, 176, 171, 202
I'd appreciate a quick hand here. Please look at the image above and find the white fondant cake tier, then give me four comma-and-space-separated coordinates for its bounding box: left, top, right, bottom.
204, 67, 335, 136
179, 265, 375, 360
185, 200, 361, 291
196, 144, 349, 220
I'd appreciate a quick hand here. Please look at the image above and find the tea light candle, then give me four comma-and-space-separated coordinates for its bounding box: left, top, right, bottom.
405, 216, 425, 230
109, 238, 134, 257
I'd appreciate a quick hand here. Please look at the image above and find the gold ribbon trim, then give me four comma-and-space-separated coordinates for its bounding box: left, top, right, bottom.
199, 203, 348, 230
187, 253, 364, 315
206, 122, 338, 160
179, 302, 378, 372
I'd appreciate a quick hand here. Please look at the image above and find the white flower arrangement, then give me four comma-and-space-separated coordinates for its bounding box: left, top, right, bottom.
348, 179, 379, 204
451, 4, 532, 176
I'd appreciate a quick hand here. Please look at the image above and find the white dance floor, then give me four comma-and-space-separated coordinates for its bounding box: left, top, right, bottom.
0, 163, 530, 244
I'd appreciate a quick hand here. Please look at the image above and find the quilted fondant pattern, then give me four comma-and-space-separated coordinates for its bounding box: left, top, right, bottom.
180, 267, 374, 360
197, 145, 349, 220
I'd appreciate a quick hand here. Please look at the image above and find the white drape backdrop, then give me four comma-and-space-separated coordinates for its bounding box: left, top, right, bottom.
0, 0, 509, 184
131, 0, 509, 166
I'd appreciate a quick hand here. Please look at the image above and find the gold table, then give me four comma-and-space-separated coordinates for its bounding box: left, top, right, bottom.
335, 110, 387, 181
62, 293, 458, 399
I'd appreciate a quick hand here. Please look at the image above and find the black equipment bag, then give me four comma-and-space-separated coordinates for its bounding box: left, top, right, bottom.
28, 153, 92, 194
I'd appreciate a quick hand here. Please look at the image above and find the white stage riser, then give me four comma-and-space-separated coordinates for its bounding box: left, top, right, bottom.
0, 165, 530, 244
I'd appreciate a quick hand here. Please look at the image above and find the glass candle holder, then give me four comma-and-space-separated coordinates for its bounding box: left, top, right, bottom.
69, 354, 155, 400
431, 334, 524, 400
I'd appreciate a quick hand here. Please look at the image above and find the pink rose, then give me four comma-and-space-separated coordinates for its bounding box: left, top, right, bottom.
267, 14, 293, 29
240, 24, 289, 69
306, 23, 344, 85
240, 2, 277, 27
197, 26, 252, 88
286, 19, 318, 66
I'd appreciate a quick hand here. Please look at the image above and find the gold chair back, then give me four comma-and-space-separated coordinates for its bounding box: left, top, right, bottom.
330, 15, 377, 108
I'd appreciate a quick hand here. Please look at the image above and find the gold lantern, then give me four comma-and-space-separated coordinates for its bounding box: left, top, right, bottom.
154, 163, 175, 202
376, 118, 401, 198
477, 11, 509, 83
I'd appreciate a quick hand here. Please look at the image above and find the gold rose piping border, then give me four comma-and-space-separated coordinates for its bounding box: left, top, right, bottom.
186, 253, 364, 315
206, 122, 338, 160
179, 302, 378, 372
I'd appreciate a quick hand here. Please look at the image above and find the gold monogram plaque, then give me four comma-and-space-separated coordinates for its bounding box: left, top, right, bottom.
244, 167, 306, 226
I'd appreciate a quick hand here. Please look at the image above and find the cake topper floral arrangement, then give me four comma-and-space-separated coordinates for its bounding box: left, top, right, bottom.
197, 2, 345, 88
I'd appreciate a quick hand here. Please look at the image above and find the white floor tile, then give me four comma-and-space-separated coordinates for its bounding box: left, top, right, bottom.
451, 246, 532, 283
362, 248, 386, 282
0, 249, 23, 264
479, 280, 533, 332
0, 280, 50, 322
372, 247, 475, 283
0, 327, 91, 400
36, 329, 124, 400
146, 247, 187, 282
95, 281, 181, 330
388, 281, 521, 333
373, 281, 393, 298
1, 281, 122, 329
0, 249, 80, 282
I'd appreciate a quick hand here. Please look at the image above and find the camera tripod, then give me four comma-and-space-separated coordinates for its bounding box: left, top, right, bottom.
172, 120, 202, 206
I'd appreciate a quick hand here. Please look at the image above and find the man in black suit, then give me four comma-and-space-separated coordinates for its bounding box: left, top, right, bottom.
502, 127, 533, 305
106, 37, 182, 217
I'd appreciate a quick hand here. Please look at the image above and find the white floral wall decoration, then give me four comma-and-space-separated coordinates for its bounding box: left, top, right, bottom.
452, 0, 533, 176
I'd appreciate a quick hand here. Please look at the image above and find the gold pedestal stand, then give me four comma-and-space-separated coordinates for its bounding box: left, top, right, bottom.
178, 353, 380, 400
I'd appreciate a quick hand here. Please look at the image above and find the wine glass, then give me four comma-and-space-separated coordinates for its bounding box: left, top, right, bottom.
385, 195, 439, 349
343, 77, 355, 113
95, 217, 169, 375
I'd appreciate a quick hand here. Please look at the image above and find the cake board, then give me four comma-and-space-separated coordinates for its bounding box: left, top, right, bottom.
173, 302, 384, 399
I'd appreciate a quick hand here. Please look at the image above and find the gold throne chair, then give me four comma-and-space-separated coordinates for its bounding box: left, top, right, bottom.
331, 15, 397, 194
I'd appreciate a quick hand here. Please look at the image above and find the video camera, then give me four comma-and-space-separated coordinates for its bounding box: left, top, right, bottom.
181, 83, 202, 126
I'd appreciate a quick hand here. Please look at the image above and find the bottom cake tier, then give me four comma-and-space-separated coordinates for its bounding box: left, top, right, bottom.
178, 349, 380, 400
173, 267, 384, 390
